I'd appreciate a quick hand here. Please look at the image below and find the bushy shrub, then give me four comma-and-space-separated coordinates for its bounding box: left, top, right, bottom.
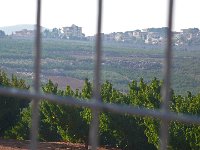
0, 71, 29, 137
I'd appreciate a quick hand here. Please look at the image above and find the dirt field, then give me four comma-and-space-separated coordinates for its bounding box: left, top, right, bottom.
0, 139, 84, 150
0, 139, 120, 150
47, 76, 84, 91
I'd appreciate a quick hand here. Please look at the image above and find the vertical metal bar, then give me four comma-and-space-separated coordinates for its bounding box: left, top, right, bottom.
30, 0, 42, 149
94, 1, 103, 97
160, 0, 174, 150
89, 0, 103, 149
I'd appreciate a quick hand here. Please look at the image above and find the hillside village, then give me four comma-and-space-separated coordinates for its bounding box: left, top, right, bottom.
1, 24, 200, 46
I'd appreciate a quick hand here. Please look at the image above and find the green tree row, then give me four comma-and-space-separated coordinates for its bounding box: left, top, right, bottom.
1, 70, 200, 149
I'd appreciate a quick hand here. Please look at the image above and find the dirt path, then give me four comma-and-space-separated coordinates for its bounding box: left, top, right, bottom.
0, 139, 119, 150
0, 139, 85, 150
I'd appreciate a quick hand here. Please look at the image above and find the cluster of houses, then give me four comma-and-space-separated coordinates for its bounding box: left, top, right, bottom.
11, 24, 85, 40
12, 29, 35, 38
10, 24, 200, 46
94, 27, 200, 46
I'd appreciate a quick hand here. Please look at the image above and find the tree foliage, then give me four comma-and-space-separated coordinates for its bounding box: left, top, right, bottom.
0, 70, 29, 136
127, 78, 200, 149
3, 75, 200, 149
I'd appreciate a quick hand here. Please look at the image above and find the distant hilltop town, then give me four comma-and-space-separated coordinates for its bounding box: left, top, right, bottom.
1, 24, 200, 46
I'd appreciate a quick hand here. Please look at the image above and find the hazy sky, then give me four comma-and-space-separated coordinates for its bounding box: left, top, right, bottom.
1, 0, 200, 35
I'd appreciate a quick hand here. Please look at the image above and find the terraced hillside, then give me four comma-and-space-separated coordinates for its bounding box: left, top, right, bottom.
0, 38, 200, 94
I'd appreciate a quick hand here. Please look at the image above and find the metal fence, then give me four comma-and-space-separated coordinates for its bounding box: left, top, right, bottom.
1, 0, 200, 150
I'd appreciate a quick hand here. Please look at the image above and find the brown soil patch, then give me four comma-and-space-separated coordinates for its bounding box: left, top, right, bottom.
0, 139, 120, 150
47, 76, 84, 91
